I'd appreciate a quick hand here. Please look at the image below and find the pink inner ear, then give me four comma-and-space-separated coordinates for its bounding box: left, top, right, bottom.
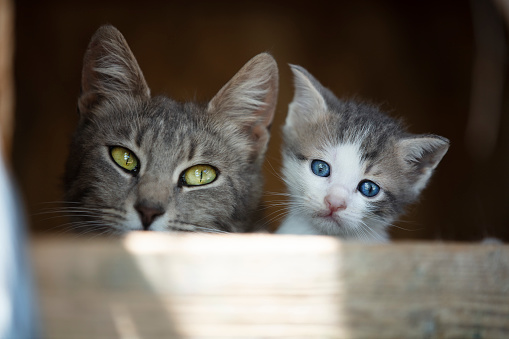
78, 92, 103, 117
250, 123, 269, 150
398, 136, 449, 171
255, 123, 268, 138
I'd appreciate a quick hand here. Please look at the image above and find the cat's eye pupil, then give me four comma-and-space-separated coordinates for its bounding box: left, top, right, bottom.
311, 160, 330, 177
110, 146, 139, 173
124, 153, 131, 165
183, 165, 217, 186
358, 180, 380, 197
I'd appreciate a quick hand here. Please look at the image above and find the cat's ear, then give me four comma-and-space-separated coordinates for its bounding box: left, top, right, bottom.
396, 134, 449, 195
286, 65, 328, 127
78, 25, 150, 115
207, 53, 278, 155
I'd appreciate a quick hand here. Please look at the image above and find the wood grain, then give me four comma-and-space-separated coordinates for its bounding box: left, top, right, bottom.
31, 234, 509, 338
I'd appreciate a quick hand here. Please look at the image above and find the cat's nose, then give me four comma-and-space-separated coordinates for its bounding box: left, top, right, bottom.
135, 204, 165, 230
324, 195, 347, 213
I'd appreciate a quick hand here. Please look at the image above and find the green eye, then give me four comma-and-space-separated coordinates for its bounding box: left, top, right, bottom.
182, 165, 217, 186
110, 146, 139, 172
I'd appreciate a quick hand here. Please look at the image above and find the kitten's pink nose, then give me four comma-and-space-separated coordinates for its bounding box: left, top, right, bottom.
324, 195, 347, 214
135, 204, 164, 230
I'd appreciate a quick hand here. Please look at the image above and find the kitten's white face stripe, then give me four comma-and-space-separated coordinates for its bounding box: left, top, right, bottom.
327, 143, 363, 197
307, 143, 366, 218
285, 141, 384, 238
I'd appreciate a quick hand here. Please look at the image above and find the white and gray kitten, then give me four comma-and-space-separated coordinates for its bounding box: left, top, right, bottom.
276, 65, 449, 241
64, 25, 278, 234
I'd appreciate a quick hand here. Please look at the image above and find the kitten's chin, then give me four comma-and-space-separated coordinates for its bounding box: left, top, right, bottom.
312, 213, 349, 236
315, 209, 345, 224
310, 213, 389, 241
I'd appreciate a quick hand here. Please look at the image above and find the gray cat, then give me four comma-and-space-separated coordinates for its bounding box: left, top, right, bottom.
64, 25, 278, 234
276, 65, 449, 241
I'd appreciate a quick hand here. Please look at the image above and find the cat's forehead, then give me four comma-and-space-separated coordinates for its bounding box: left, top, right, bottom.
92, 97, 204, 140
87, 97, 251, 166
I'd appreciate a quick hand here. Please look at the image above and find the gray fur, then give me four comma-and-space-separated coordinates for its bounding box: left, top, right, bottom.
277, 65, 449, 241
64, 25, 278, 234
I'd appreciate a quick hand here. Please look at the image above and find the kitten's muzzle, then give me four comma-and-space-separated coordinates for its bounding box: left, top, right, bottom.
324, 194, 347, 215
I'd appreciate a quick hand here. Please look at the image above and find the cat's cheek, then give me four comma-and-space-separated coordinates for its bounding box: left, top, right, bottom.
122, 208, 145, 231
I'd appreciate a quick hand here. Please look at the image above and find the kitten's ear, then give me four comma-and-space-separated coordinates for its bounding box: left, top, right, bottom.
78, 25, 150, 115
286, 65, 328, 127
397, 135, 449, 195
207, 53, 278, 155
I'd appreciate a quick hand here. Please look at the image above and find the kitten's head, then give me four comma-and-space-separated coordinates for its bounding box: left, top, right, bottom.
64, 25, 278, 234
282, 65, 448, 240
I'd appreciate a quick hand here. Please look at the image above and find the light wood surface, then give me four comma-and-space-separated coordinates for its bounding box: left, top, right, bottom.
31, 233, 509, 338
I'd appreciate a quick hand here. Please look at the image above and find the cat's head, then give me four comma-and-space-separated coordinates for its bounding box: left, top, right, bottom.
64, 25, 278, 234
282, 65, 448, 240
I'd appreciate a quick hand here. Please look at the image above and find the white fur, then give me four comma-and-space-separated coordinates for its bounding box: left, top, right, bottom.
277, 142, 388, 242
276, 214, 318, 235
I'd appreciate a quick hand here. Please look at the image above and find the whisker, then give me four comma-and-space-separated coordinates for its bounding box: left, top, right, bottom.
168, 220, 231, 234
263, 191, 293, 197
358, 219, 385, 242
258, 209, 290, 228
191, 226, 230, 234
363, 212, 421, 232
264, 159, 285, 183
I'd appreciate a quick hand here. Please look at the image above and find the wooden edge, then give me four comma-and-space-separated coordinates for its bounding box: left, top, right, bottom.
30, 233, 509, 338
30, 232, 508, 252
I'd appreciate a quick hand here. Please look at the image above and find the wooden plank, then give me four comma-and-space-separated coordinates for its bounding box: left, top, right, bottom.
31, 234, 509, 339
0, 0, 14, 158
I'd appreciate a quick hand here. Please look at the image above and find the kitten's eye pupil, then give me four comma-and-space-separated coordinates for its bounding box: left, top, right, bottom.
311, 160, 330, 177
110, 146, 139, 173
358, 180, 380, 197
182, 165, 217, 186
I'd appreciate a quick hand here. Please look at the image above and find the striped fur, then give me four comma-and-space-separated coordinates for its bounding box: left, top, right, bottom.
64, 25, 278, 234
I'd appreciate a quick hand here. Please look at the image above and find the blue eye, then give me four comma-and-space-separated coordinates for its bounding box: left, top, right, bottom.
311, 160, 330, 177
358, 180, 380, 197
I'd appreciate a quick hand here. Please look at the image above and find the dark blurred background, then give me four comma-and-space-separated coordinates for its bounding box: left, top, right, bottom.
11, 0, 509, 241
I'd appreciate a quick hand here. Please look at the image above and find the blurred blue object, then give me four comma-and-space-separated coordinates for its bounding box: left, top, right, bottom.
0, 148, 38, 338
